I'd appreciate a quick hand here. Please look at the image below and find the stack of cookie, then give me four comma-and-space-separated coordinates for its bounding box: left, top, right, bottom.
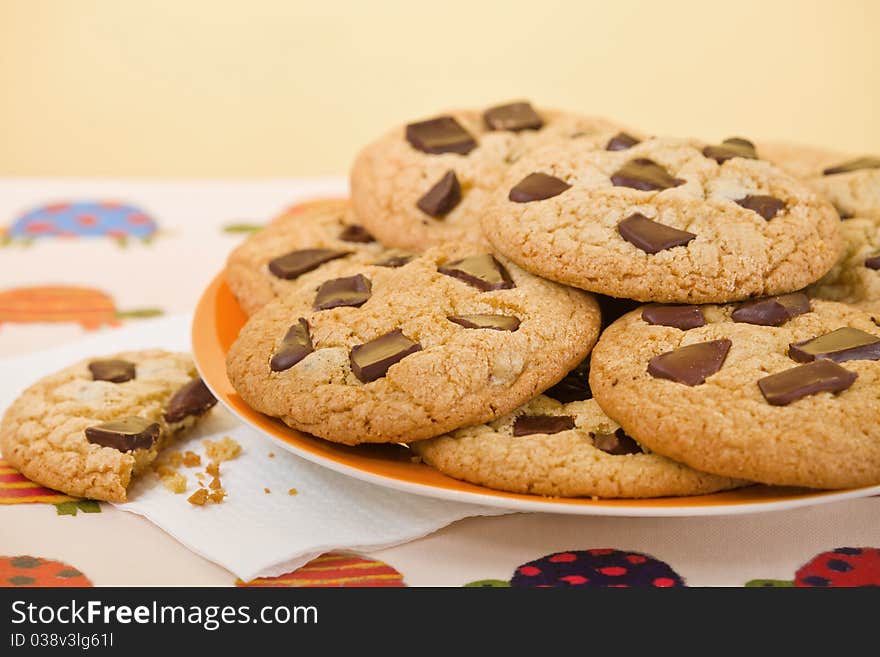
225, 101, 880, 497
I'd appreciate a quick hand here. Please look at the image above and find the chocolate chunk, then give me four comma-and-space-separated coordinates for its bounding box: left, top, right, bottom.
617, 213, 696, 254
702, 137, 758, 164
590, 428, 643, 455
438, 254, 515, 291
512, 414, 576, 437
648, 339, 732, 386
641, 305, 706, 330
483, 102, 544, 132
268, 249, 350, 280
597, 295, 641, 329
349, 329, 422, 383
375, 253, 415, 268
606, 132, 641, 151
88, 359, 135, 383
338, 225, 375, 243
508, 172, 571, 203
758, 360, 857, 406
611, 158, 685, 191
788, 327, 880, 363
164, 379, 218, 423
85, 417, 160, 452
823, 157, 880, 176
544, 359, 592, 403
732, 292, 811, 327
405, 116, 477, 155
447, 314, 520, 331
270, 319, 314, 372
735, 195, 786, 220
314, 274, 372, 311
865, 254, 880, 270
417, 170, 461, 218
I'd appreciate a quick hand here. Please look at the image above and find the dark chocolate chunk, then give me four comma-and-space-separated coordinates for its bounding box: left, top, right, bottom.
270, 319, 314, 372
702, 137, 758, 164
405, 116, 477, 155
597, 295, 641, 329
823, 157, 880, 176
417, 170, 461, 218
447, 314, 520, 331
617, 213, 696, 254
732, 292, 811, 327
268, 249, 350, 280
641, 305, 705, 330
508, 172, 571, 203
85, 417, 160, 452
611, 158, 685, 191
375, 253, 415, 268
349, 329, 422, 383
647, 339, 732, 386
788, 327, 880, 363
865, 254, 880, 270
606, 132, 641, 151
590, 428, 644, 455
314, 274, 372, 311
544, 359, 592, 403
338, 224, 375, 243
164, 379, 218, 423
758, 360, 857, 406
512, 414, 576, 437
735, 195, 786, 220
438, 254, 515, 291
483, 102, 544, 132
88, 359, 135, 383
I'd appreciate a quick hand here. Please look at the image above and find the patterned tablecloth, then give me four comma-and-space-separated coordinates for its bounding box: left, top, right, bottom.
2, 178, 879, 588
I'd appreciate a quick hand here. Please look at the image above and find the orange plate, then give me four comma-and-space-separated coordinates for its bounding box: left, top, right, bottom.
192, 271, 880, 516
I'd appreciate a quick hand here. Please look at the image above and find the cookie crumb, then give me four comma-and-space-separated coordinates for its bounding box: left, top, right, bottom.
208, 490, 226, 504
195, 472, 205, 481
288, 488, 298, 496
166, 451, 184, 468
204, 436, 241, 462
264, 487, 271, 494
154, 464, 177, 478
188, 488, 208, 506
268, 452, 275, 458
209, 476, 222, 490
161, 472, 187, 494
206, 461, 220, 477
183, 451, 201, 467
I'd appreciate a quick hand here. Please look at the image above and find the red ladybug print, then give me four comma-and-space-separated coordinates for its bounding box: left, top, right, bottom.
795, 547, 880, 587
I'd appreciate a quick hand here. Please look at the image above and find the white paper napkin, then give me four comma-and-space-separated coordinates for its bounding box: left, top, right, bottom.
0, 314, 509, 581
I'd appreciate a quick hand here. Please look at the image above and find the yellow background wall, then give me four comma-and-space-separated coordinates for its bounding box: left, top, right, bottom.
1, 0, 877, 178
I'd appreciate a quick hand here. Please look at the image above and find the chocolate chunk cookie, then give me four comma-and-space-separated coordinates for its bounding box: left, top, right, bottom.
761, 141, 880, 220
411, 396, 746, 498
226, 245, 601, 444
809, 215, 880, 315
482, 137, 842, 303
589, 299, 880, 488
0, 350, 217, 502
226, 198, 398, 316
350, 103, 630, 252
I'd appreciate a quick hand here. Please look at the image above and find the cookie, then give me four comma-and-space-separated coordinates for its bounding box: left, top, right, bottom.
350, 102, 629, 252
226, 245, 601, 444
411, 396, 746, 498
760, 141, 880, 219
481, 136, 842, 303
809, 215, 880, 315
0, 350, 217, 502
589, 298, 880, 488
226, 198, 398, 316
